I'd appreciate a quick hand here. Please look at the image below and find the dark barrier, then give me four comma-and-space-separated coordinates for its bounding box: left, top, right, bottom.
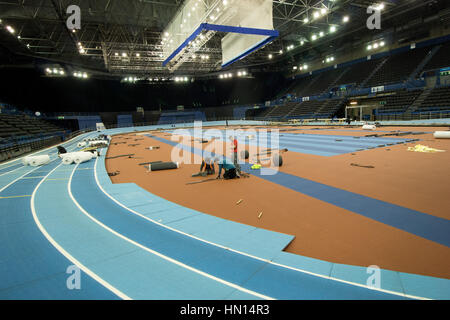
0, 135, 62, 163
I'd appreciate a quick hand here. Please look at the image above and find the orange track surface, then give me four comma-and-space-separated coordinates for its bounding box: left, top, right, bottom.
105, 126, 450, 279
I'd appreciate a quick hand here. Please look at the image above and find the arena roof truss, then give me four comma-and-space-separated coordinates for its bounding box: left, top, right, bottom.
0, 0, 447, 78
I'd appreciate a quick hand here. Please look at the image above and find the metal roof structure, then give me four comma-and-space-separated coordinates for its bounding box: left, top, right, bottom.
0, 0, 449, 79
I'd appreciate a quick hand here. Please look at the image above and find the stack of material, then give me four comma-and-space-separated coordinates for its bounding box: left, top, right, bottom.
80, 147, 99, 157
88, 140, 109, 147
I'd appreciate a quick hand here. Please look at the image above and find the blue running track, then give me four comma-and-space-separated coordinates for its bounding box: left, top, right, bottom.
1, 125, 448, 300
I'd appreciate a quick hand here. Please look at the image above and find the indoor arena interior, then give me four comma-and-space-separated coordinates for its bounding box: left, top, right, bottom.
0, 0, 449, 303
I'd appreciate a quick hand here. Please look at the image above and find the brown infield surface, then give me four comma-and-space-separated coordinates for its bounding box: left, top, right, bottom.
105, 126, 450, 279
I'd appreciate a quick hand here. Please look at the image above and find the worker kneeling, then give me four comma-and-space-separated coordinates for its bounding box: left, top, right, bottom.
192, 157, 215, 177
215, 157, 239, 180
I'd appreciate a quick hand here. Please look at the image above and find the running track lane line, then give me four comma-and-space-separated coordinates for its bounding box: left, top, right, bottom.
152, 134, 450, 248
69, 162, 274, 300
30, 164, 130, 300
0, 164, 24, 176
0, 135, 86, 191
94, 158, 424, 300
1, 131, 97, 194
0, 132, 97, 190
0, 166, 41, 193
0, 158, 118, 299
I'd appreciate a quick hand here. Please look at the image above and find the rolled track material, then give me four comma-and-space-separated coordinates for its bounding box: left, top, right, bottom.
241, 150, 250, 159
29, 155, 51, 167
434, 131, 450, 139
22, 156, 32, 166
61, 152, 87, 165
149, 162, 180, 171
73, 152, 94, 164
272, 154, 283, 167
362, 124, 376, 130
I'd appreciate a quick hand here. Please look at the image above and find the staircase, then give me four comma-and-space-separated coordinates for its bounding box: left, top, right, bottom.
264, 106, 282, 118
404, 88, 433, 114
282, 102, 298, 118
360, 57, 388, 88
322, 67, 351, 95
285, 102, 306, 118
277, 80, 300, 98
409, 45, 441, 80
310, 100, 330, 115
296, 73, 322, 96
314, 99, 347, 118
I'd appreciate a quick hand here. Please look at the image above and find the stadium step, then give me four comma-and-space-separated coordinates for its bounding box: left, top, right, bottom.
409, 45, 441, 80
404, 88, 433, 114
322, 67, 351, 95
360, 57, 388, 88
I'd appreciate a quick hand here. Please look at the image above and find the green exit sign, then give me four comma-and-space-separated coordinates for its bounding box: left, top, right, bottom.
57, 116, 65, 120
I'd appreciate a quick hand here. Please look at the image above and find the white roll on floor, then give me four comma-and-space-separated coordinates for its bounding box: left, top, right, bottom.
61, 154, 74, 165
73, 152, 94, 164
22, 156, 32, 166
362, 124, 376, 130
61, 152, 87, 165
29, 155, 51, 167
434, 131, 450, 139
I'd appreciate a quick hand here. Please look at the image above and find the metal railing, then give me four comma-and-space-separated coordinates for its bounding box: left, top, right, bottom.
0, 128, 94, 164
374, 111, 450, 121
0, 135, 62, 163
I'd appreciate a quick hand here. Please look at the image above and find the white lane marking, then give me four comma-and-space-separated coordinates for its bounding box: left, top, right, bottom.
29, 160, 129, 300
0, 157, 59, 179
0, 133, 97, 192
0, 164, 24, 174
69, 162, 274, 300
94, 158, 429, 300
0, 166, 41, 193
